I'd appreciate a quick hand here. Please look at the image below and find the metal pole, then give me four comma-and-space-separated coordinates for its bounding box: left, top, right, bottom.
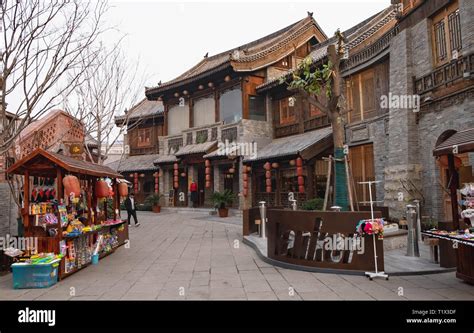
413, 199, 422, 241
258, 201, 267, 239
406, 204, 420, 257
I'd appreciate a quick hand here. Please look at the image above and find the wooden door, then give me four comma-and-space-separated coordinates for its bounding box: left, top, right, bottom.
349, 144, 376, 204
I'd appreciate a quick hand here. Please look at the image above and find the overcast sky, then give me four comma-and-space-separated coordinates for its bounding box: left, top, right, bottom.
104, 0, 390, 88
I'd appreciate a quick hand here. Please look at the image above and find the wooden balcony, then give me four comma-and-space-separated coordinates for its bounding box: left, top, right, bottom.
274, 122, 299, 138
414, 53, 474, 95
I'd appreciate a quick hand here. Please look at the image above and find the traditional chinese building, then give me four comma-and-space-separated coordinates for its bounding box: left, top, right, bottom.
109, 98, 164, 204
144, 13, 328, 209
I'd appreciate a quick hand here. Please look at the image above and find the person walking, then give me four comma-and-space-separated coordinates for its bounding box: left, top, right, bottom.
190, 180, 198, 208
124, 193, 140, 227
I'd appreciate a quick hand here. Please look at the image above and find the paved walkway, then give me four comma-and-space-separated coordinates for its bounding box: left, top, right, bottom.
1, 211, 473, 300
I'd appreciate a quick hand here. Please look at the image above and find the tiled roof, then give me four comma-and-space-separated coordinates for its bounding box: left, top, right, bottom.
146, 14, 327, 97
433, 128, 474, 156
256, 6, 397, 92
115, 99, 164, 124
154, 155, 178, 165
107, 154, 160, 172
243, 126, 332, 162
8, 148, 122, 178
175, 141, 217, 157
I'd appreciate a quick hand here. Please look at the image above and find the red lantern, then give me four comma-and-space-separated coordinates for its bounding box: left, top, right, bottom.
228, 168, 235, 174
243, 188, 248, 197
174, 170, 179, 176
118, 183, 128, 197
296, 157, 303, 167
205, 181, 211, 188
266, 179, 272, 187
243, 180, 248, 188
174, 181, 179, 189
264, 162, 271, 171
205, 174, 211, 181
205, 167, 211, 174
298, 176, 304, 186
173, 163, 179, 170
63, 175, 81, 197
95, 180, 109, 198
205, 160, 211, 167
266, 186, 272, 193
243, 173, 248, 181
289, 160, 296, 166
271, 162, 279, 169
265, 171, 271, 179
297, 167, 303, 177
247, 166, 252, 173
298, 185, 305, 193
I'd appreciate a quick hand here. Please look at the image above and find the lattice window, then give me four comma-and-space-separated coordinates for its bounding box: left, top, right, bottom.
196, 130, 208, 144
186, 132, 193, 145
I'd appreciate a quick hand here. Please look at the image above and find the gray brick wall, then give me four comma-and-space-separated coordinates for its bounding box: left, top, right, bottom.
0, 183, 19, 237
418, 91, 474, 221
460, 0, 474, 54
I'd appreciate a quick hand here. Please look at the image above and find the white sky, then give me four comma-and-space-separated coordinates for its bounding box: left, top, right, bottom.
103, 0, 390, 88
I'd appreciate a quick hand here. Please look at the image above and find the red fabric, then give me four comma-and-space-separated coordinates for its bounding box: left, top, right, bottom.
190, 182, 197, 192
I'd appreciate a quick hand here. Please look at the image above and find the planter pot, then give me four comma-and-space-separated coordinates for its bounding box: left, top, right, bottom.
152, 205, 161, 213
218, 208, 229, 218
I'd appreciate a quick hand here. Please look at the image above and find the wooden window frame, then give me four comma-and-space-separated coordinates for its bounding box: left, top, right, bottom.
137, 127, 152, 148
279, 98, 296, 125
346, 68, 376, 124
431, 1, 462, 67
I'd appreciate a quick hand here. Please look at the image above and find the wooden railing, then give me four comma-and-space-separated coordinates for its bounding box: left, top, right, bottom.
221, 126, 238, 143
274, 122, 299, 138
341, 26, 399, 72
414, 53, 474, 95
304, 116, 329, 132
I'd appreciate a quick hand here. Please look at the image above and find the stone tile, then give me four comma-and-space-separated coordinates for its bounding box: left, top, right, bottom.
246, 291, 278, 300
210, 287, 246, 300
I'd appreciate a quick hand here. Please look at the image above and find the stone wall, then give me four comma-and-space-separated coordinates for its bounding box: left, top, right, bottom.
418, 90, 474, 221
384, 28, 423, 219
0, 183, 18, 237
460, 0, 474, 54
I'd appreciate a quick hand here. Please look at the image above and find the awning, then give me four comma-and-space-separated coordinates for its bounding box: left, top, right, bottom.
7, 148, 123, 178
175, 141, 217, 157
107, 154, 160, 172
243, 126, 333, 163
433, 128, 474, 156
154, 154, 178, 165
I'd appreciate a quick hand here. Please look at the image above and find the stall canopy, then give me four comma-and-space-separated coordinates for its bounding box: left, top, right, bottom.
433, 128, 474, 156
7, 148, 122, 178
243, 126, 333, 163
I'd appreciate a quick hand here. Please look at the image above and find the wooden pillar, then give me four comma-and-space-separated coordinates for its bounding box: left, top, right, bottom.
189, 98, 194, 128
134, 172, 138, 193
163, 104, 169, 136
214, 89, 220, 122
307, 162, 314, 199
23, 170, 30, 234
56, 169, 64, 236
447, 154, 460, 229
87, 179, 93, 224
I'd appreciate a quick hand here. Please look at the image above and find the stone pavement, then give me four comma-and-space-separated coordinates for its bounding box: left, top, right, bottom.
1, 211, 473, 300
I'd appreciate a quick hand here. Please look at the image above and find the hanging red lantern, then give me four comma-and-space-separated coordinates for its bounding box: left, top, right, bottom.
243, 188, 248, 197
271, 162, 279, 169
228, 167, 235, 174
243, 173, 248, 181
266, 186, 272, 193
265, 171, 271, 179
266, 179, 272, 187
243, 180, 248, 188
63, 175, 81, 197
118, 183, 128, 197
205, 159, 211, 167
289, 160, 296, 166
174, 181, 179, 189
174, 170, 179, 176
205, 181, 211, 188
247, 166, 252, 173
297, 167, 303, 177
95, 180, 109, 198
298, 176, 304, 186
205, 174, 211, 181
298, 185, 305, 193
173, 163, 179, 170
296, 157, 303, 167
264, 162, 271, 171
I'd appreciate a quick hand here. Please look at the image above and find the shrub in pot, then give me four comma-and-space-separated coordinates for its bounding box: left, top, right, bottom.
301, 197, 324, 211
211, 190, 236, 218
145, 193, 163, 213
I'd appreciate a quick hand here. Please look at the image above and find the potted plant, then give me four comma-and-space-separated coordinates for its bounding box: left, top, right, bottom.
145, 193, 163, 213
211, 190, 236, 218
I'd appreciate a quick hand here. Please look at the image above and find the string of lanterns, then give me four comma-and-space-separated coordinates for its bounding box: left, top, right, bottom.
205, 159, 212, 188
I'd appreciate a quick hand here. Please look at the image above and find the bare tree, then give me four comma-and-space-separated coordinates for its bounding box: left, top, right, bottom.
63, 43, 147, 164
0, 0, 109, 156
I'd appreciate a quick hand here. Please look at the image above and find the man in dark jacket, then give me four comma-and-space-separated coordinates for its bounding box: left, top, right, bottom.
124, 193, 140, 227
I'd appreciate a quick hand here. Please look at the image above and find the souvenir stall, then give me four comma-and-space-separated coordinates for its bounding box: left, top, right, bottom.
7, 149, 129, 287
425, 129, 474, 284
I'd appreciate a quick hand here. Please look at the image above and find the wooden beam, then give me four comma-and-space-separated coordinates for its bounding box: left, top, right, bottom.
23, 170, 30, 233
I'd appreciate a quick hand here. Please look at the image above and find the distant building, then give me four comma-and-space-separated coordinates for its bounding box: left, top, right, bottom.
102, 140, 124, 165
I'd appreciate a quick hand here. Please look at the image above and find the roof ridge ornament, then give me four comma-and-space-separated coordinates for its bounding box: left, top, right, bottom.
307, 11, 313, 17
